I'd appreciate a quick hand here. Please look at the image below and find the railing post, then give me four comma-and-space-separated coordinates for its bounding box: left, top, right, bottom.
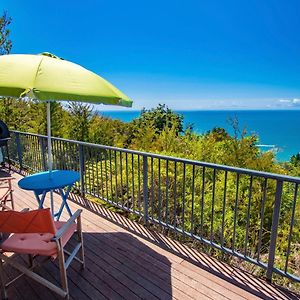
39, 136, 47, 171
15, 132, 23, 170
266, 180, 283, 282
143, 155, 149, 225
78, 144, 85, 197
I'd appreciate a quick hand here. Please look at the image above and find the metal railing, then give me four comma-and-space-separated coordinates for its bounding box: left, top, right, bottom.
7, 130, 300, 283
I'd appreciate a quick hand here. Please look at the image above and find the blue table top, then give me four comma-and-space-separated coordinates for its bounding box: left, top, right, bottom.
18, 170, 80, 192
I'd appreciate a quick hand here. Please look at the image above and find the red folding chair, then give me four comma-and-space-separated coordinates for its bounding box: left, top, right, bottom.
0, 208, 85, 299
0, 176, 14, 211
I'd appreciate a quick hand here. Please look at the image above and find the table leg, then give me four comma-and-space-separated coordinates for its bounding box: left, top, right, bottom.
34, 191, 47, 209
54, 186, 73, 220
50, 190, 54, 216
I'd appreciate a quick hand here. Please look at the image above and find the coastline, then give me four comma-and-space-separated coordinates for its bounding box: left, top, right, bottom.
98, 109, 300, 162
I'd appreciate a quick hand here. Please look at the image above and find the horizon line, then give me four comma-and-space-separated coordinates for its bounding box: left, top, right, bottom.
97, 107, 300, 112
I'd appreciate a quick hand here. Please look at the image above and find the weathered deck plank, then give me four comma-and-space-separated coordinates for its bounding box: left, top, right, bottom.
1, 169, 298, 300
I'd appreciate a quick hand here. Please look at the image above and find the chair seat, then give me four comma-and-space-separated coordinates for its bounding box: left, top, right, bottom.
1, 221, 76, 257
0, 208, 84, 299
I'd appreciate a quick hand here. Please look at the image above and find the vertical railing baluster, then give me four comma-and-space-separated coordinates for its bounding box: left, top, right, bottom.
55, 139, 59, 169
137, 155, 141, 214
78, 144, 85, 197
60, 140, 65, 169
173, 162, 177, 228
125, 153, 129, 209
158, 159, 161, 223
15, 132, 23, 170
99, 151, 104, 199
114, 150, 118, 205
131, 154, 135, 211
87, 148, 91, 194
244, 176, 253, 256
65, 142, 69, 170
210, 168, 216, 242
51, 138, 56, 170
200, 167, 205, 238
120, 152, 124, 208
104, 150, 109, 201
109, 150, 113, 201
87, 148, 92, 194
91, 148, 95, 195
257, 178, 268, 262
93, 149, 96, 194
31, 136, 36, 169
60, 140, 64, 169
63, 141, 68, 169
182, 163, 186, 232
64, 141, 68, 169
95, 150, 100, 197
284, 183, 298, 273
4, 135, 11, 171
89, 147, 95, 194
221, 171, 228, 247
39, 136, 47, 171
191, 165, 195, 235
232, 173, 240, 252
151, 158, 154, 220
37, 136, 41, 170
28, 135, 32, 169
54, 140, 58, 169
266, 180, 283, 282
72, 143, 77, 171
143, 155, 149, 225
165, 160, 169, 225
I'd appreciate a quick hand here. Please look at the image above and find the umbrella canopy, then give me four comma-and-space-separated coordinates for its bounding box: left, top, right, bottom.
0, 52, 132, 107
0, 52, 132, 171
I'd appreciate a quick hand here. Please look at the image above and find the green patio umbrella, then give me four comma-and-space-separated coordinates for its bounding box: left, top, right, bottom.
0, 52, 132, 171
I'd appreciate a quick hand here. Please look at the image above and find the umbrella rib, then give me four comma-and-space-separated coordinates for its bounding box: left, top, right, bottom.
31, 56, 45, 98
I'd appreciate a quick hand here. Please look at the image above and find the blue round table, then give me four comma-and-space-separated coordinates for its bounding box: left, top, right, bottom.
18, 170, 80, 220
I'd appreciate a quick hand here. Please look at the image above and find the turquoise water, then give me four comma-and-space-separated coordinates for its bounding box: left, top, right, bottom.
98, 110, 300, 162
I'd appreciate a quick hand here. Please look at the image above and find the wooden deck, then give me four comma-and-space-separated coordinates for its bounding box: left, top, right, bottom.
1, 168, 299, 300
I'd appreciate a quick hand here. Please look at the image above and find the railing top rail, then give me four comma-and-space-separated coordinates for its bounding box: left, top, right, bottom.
11, 130, 300, 184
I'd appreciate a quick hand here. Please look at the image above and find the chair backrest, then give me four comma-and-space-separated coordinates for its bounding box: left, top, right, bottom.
0, 208, 56, 234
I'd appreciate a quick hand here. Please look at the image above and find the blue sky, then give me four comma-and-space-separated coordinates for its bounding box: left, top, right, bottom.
2, 0, 300, 110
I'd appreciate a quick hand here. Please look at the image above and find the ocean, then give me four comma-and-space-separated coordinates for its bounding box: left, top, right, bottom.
98, 110, 300, 162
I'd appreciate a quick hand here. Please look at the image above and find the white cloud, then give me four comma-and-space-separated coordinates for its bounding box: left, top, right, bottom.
276, 98, 300, 108
279, 99, 291, 103
292, 98, 300, 105
95, 97, 300, 111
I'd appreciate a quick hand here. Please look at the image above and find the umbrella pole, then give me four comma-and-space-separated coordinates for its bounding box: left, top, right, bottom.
47, 101, 54, 215
47, 101, 53, 172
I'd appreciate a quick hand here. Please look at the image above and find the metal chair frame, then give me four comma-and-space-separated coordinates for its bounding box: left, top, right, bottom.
0, 177, 14, 211
0, 209, 85, 299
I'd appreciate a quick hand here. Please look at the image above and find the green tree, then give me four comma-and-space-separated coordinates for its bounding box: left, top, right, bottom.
0, 11, 13, 125
0, 98, 32, 131
29, 101, 68, 137
0, 11, 12, 55
290, 153, 300, 167
132, 104, 184, 135
205, 127, 230, 142
67, 102, 93, 141
89, 114, 129, 147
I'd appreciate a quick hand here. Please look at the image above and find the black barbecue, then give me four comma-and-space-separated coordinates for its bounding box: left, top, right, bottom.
0, 120, 11, 168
